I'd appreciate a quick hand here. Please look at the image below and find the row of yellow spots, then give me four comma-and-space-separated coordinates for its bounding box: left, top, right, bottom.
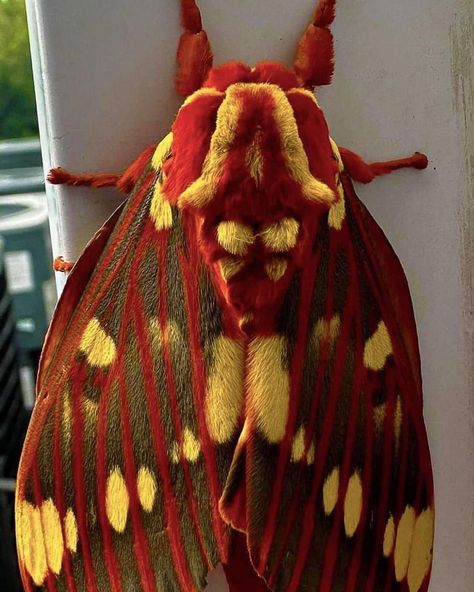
105, 466, 157, 533
17, 500, 78, 586
216, 217, 300, 283
319, 466, 433, 592
384, 506, 434, 592
321, 468, 363, 537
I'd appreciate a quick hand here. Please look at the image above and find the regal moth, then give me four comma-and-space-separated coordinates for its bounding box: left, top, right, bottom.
16, 0, 434, 591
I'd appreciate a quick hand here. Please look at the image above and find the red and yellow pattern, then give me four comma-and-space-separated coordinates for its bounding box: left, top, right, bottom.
16, 0, 434, 591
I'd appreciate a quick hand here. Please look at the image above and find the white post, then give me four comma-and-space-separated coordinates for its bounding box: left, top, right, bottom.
25, 1, 473, 590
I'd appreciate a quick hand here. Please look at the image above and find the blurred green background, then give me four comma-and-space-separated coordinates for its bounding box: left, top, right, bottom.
0, 0, 38, 140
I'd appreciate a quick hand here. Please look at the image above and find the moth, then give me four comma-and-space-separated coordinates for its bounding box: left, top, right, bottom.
16, 1, 434, 591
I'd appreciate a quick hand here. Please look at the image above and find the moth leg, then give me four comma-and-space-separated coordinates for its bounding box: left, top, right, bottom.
338, 146, 428, 183
47, 143, 157, 194
53, 256, 74, 272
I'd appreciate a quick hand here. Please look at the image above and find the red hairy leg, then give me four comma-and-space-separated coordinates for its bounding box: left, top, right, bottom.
47, 144, 157, 193
53, 256, 74, 272
49, 145, 157, 272
338, 147, 428, 183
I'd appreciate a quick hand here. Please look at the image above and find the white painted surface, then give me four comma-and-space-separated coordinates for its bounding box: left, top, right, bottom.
25, 0, 473, 590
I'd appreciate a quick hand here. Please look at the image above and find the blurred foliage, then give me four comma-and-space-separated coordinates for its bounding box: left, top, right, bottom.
0, 0, 38, 140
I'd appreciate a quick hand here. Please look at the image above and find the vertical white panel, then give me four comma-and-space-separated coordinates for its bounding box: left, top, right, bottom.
25, 0, 473, 590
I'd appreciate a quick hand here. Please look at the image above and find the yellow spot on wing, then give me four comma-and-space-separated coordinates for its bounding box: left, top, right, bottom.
64, 508, 78, 553
307, 441, 316, 465
183, 428, 201, 462
17, 501, 48, 585
41, 499, 64, 575
137, 467, 157, 513
79, 318, 116, 367
394, 505, 416, 581
205, 336, 245, 443
314, 314, 341, 348
217, 221, 254, 256
291, 426, 306, 462
261, 218, 299, 252
106, 467, 129, 533
151, 132, 173, 170
394, 396, 403, 446
170, 442, 180, 464
344, 471, 363, 537
265, 258, 288, 282
383, 515, 396, 557
323, 467, 340, 516
364, 321, 393, 371
407, 508, 434, 592
247, 336, 290, 443
150, 185, 173, 231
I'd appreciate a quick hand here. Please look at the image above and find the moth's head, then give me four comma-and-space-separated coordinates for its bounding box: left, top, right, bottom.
162, 0, 339, 329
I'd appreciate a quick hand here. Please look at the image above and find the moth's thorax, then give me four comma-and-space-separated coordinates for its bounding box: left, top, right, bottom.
164, 78, 339, 331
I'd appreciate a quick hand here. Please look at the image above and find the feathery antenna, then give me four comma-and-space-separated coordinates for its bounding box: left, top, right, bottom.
294, 0, 337, 87
176, 0, 213, 96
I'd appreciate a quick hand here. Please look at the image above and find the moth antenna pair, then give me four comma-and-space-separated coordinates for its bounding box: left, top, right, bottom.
176, 0, 337, 95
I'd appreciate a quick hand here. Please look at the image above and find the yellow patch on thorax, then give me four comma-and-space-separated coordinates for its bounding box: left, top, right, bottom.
205, 336, 245, 443
245, 128, 264, 185
261, 217, 299, 252
217, 220, 254, 256
265, 258, 288, 282
364, 320, 393, 371
178, 86, 243, 208
106, 467, 129, 533
178, 83, 334, 208
219, 257, 244, 282
247, 335, 290, 443
79, 318, 116, 367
